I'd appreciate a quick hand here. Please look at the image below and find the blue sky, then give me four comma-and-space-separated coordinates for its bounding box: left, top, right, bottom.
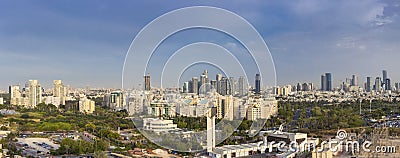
1, 0, 400, 90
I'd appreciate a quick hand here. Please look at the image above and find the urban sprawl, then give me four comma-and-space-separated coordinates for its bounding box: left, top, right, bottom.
0, 70, 399, 158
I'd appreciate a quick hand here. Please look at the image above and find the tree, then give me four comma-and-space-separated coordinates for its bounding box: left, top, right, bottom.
0, 126, 8, 131
94, 151, 108, 158
85, 123, 96, 132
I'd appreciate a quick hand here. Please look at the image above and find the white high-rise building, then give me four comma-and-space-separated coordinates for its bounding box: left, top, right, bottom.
53, 80, 66, 105
25, 80, 42, 107
9, 85, 24, 106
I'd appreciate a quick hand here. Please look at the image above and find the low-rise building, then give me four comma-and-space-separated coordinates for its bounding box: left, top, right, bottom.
142, 118, 177, 133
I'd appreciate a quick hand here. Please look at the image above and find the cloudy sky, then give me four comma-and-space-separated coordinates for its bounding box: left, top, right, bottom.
1, 0, 399, 90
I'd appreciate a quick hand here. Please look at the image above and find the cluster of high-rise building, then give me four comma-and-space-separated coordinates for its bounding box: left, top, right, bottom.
180, 70, 262, 97
9, 80, 95, 114
297, 70, 399, 93
10, 80, 46, 108
269, 70, 400, 103
329, 70, 397, 93
320, 73, 332, 91
368, 70, 394, 92
121, 71, 278, 121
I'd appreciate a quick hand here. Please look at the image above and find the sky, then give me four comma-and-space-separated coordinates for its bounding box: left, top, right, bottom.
1, 0, 400, 90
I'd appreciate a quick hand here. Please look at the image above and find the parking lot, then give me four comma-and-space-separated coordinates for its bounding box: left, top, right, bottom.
17, 137, 60, 154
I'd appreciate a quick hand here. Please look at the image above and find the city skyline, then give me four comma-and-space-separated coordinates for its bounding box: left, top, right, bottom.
1, 1, 400, 90
1, 2, 400, 157
3, 69, 399, 91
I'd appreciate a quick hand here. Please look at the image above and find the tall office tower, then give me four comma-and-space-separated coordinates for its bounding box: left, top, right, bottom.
321, 74, 326, 91
301, 83, 309, 91
366, 77, 372, 92
229, 77, 235, 95
296, 83, 302, 91
210, 80, 217, 90
382, 70, 387, 85
216, 74, 222, 94
192, 77, 198, 94
199, 74, 207, 94
144, 75, 151, 91
219, 77, 230, 95
188, 80, 193, 93
9, 85, 22, 105
351, 75, 358, 86
199, 70, 209, 94
375, 77, 382, 91
53, 80, 66, 105
238, 76, 245, 96
26, 80, 42, 107
325, 73, 332, 91
183, 82, 189, 93
386, 78, 391, 90
255, 74, 261, 94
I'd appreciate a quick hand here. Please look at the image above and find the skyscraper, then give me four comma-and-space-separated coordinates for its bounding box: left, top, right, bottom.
216, 74, 222, 94
183, 82, 189, 93
26, 80, 42, 107
9, 85, 22, 106
321, 74, 326, 91
229, 77, 235, 95
192, 77, 198, 94
375, 77, 382, 91
297, 83, 302, 91
386, 78, 391, 90
382, 70, 387, 84
382, 70, 390, 90
53, 80, 66, 105
210, 80, 217, 91
366, 77, 372, 92
219, 77, 230, 95
351, 74, 358, 86
188, 80, 193, 93
255, 74, 261, 94
325, 73, 332, 91
144, 75, 151, 91
238, 76, 245, 96
199, 70, 209, 94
